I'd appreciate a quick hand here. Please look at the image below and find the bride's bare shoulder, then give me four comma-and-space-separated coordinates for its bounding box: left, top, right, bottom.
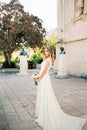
45, 58, 52, 65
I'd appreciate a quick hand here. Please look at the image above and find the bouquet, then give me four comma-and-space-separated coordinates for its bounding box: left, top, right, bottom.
32, 73, 38, 85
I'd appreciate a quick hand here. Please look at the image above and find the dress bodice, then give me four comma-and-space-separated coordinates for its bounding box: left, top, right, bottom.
41, 58, 51, 71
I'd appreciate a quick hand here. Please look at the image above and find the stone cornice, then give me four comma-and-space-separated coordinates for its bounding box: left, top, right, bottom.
56, 36, 87, 44
64, 36, 87, 43
71, 13, 87, 23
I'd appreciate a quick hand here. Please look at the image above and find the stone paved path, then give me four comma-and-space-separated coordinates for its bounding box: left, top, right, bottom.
0, 70, 87, 130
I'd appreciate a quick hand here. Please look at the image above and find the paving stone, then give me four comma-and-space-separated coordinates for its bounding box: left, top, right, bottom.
8, 123, 21, 130
30, 127, 42, 130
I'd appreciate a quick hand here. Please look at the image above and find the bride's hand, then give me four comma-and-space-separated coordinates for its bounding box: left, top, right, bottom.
33, 75, 41, 82
35, 76, 41, 82
31, 74, 39, 81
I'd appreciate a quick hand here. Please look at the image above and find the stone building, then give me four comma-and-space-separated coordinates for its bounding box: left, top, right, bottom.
55, 0, 87, 77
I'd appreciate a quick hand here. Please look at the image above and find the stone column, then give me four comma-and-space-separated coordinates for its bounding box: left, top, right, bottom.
18, 55, 28, 75
57, 54, 67, 77
56, 0, 68, 78
57, 0, 65, 39
56, 46, 68, 78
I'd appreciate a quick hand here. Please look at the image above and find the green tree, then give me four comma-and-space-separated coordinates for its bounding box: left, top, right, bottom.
0, 0, 46, 67
42, 34, 57, 59
29, 48, 43, 64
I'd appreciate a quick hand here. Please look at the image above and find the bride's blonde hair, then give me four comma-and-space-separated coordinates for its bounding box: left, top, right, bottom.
44, 46, 54, 64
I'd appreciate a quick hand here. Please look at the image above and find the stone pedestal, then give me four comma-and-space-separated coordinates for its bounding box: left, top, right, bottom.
56, 54, 68, 78
18, 55, 28, 75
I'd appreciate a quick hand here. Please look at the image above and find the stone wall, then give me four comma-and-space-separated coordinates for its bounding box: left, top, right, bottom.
66, 39, 87, 76
55, 38, 87, 76
56, 0, 87, 76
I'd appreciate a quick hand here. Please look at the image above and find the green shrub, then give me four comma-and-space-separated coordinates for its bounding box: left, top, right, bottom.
12, 56, 20, 63
2, 61, 17, 68
30, 54, 43, 64
29, 48, 43, 64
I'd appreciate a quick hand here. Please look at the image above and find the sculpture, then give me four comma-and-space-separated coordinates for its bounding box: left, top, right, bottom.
19, 48, 28, 75
20, 48, 27, 56
59, 46, 66, 54
76, 0, 84, 15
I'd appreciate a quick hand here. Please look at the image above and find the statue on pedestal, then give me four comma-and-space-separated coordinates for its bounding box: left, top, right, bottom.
20, 48, 27, 56
76, 0, 84, 15
19, 48, 28, 75
56, 46, 67, 78
59, 46, 66, 55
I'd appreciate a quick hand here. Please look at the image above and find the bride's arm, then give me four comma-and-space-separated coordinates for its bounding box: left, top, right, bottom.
35, 60, 50, 82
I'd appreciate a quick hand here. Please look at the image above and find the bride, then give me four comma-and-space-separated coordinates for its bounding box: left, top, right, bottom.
32, 46, 86, 130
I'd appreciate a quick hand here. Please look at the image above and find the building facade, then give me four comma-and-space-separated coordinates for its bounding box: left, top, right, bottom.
55, 0, 87, 76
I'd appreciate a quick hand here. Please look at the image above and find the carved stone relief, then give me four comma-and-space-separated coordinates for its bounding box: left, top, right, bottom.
76, 0, 84, 16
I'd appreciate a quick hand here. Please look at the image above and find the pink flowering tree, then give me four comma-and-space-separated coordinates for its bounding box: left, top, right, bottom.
0, 0, 46, 67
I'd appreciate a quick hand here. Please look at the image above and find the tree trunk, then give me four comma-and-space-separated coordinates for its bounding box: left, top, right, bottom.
3, 51, 11, 67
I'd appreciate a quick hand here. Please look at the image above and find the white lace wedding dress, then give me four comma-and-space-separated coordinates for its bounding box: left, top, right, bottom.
35, 58, 86, 130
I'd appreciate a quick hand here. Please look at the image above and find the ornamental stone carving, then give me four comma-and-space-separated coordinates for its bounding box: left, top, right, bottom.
76, 0, 84, 15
